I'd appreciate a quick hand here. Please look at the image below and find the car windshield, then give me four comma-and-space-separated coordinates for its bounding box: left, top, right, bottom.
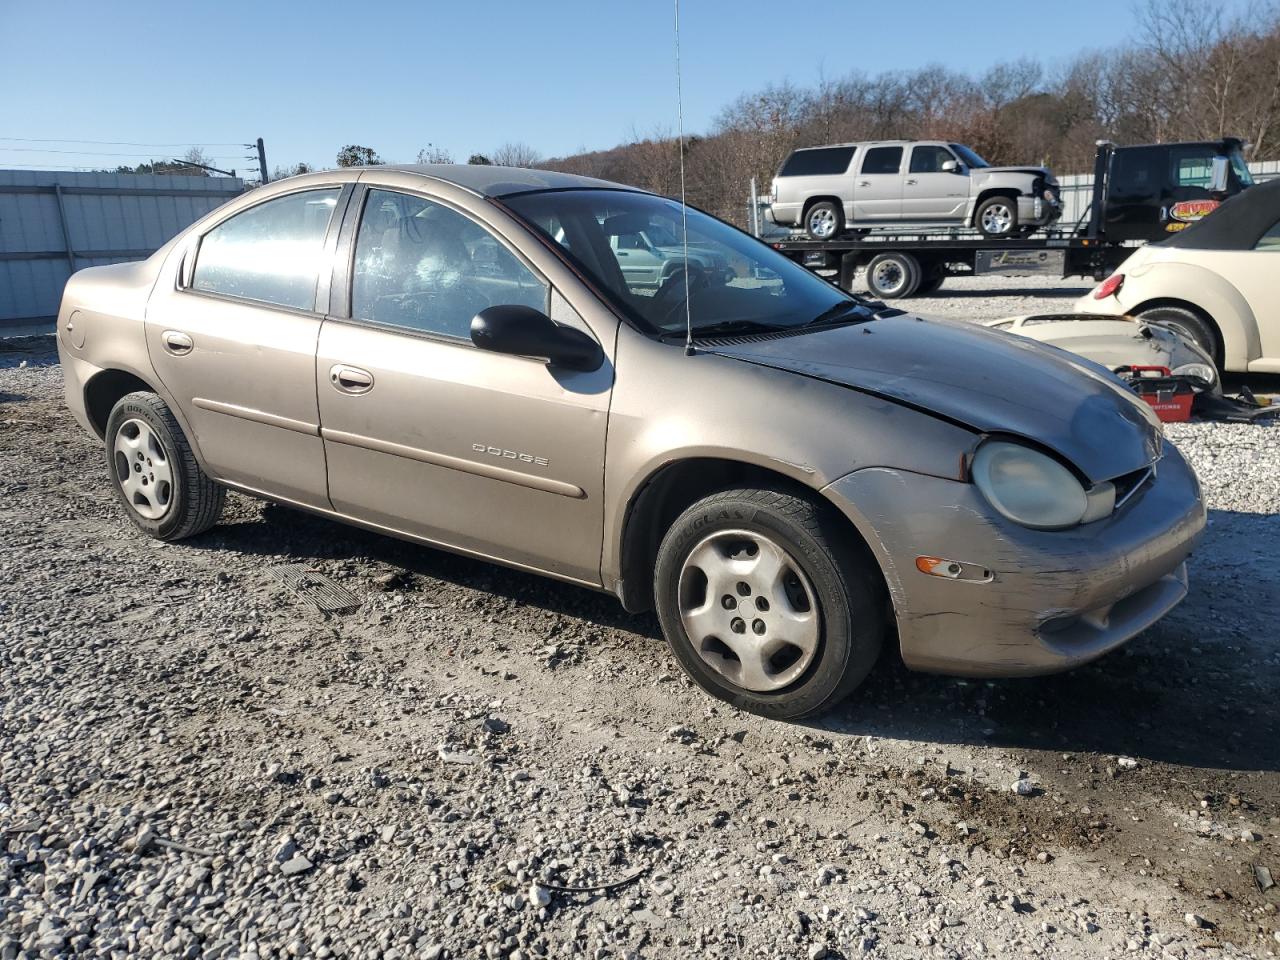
949, 144, 989, 169
501, 189, 860, 338
1229, 147, 1255, 186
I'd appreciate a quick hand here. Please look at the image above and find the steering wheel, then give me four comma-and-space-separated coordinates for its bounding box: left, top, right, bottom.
653, 263, 709, 324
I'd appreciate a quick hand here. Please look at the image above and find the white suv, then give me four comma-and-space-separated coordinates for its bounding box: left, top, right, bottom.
769, 140, 1062, 240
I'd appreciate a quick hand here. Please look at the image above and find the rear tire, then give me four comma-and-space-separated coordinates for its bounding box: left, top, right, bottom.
915, 265, 946, 296
975, 196, 1019, 238
654, 487, 885, 720
105, 392, 224, 541
805, 201, 844, 241
1135, 305, 1220, 368
864, 252, 922, 299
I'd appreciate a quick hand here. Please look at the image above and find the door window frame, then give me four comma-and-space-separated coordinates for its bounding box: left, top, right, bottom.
908, 144, 957, 175
860, 146, 904, 176
177, 183, 355, 317
328, 183, 554, 348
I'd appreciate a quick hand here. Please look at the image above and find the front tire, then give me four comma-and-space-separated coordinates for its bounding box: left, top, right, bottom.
975, 196, 1019, 238
654, 488, 885, 720
105, 392, 224, 541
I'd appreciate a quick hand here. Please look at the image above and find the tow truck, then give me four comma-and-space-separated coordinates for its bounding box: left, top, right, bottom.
768, 138, 1254, 298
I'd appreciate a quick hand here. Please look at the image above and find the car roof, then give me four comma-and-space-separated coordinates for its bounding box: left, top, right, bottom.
372, 164, 637, 198
792, 140, 918, 149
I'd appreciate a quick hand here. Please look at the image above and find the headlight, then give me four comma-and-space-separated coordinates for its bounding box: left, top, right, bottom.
1172, 362, 1216, 386
971, 440, 1114, 530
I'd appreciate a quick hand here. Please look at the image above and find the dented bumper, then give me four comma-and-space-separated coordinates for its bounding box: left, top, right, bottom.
823, 440, 1206, 676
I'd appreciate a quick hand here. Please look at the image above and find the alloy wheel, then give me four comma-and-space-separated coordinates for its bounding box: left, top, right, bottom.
808, 208, 837, 239
981, 203, 1014, 235
113, 418, 173, 520
677, 529, 821, 692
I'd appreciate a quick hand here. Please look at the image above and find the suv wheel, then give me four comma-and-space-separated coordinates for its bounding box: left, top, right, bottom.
105, 391, 225, 541
654, 488, 885, 720
805, 201, 843, 240
975, 196, 1018, 238
864, 252, 921, 299
1136, 305, 1221, 367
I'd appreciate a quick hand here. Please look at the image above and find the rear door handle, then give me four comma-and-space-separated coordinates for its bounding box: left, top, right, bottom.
905, 178, 918, 185
329, 364, 374, 394
161, 330, 193, 356
857, 180, 870, 187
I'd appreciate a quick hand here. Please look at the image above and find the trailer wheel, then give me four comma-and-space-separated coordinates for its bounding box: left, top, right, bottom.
915, 265, 946, 296
805, 201, 844, 240
864, 252, 921, 299
975, 196, 1019, 238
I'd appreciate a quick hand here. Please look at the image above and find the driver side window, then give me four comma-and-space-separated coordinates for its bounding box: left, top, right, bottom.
351, 189, 548, 339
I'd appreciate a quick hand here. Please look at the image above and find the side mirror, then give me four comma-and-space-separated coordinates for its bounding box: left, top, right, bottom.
1209, 155, 1230, 194
941, 160, 960, 173
471, 304, 604, 373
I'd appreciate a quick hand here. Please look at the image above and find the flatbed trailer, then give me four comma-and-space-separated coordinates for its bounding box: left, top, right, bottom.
766, 138, 1252, 299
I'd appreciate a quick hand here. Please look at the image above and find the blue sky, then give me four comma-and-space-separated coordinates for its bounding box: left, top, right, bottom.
0, 0, 1247, 175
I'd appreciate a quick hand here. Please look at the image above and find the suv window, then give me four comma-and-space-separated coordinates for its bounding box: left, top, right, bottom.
778, 147, 855, 177
861, 147, 903, 175
1257, 219, 1280, 251
909, 145, 955, 174
351, 188, 548, 339
192, 188, 341, 310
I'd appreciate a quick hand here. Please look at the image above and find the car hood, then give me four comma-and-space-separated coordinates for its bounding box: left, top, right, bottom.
708, 315, 1162, 483
976, 165, 1054, 182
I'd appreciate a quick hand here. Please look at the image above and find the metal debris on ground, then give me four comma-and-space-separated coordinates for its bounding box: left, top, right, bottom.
267, 564, 361, 613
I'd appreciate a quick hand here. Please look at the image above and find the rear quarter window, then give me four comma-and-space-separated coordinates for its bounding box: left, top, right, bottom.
778, 147, 855, 177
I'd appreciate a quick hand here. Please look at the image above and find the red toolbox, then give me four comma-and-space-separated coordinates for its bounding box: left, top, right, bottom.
1126, 366, 1194, 422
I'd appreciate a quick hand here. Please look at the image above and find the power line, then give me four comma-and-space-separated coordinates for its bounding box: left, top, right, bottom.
0, 147, 245, 160
0, 137, 247, 148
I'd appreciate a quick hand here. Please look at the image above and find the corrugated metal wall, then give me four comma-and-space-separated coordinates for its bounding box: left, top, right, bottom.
0, 169, 245, 323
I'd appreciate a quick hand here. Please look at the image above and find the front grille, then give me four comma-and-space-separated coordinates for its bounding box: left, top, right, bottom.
1111, 464, 1155, 509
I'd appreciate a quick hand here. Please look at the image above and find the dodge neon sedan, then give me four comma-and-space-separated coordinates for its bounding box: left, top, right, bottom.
56, 166, 1206, 719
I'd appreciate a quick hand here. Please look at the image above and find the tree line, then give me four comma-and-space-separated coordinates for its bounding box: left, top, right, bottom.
543, 0, 1280, 224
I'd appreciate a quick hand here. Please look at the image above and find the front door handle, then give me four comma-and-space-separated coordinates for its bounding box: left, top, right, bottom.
329, 364, 374, 395
161, 330, 193, 356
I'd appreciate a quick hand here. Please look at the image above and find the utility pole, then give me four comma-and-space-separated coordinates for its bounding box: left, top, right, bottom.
256, 138, 269, 184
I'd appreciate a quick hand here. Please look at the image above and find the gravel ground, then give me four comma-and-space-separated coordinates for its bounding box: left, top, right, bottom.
2, 301, 1279, 960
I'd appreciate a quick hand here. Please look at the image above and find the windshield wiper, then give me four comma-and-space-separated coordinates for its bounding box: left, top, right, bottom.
801, 301, 875, 328
659, 319, 785, 340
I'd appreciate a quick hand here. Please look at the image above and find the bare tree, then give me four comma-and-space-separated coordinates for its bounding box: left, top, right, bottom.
492, 142, 543, 167
416, 144, 454, 164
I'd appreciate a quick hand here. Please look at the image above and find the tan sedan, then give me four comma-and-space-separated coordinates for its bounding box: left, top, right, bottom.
57, 165, 1205, 719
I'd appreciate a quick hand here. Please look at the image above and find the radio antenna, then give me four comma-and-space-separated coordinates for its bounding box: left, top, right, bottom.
674, 0, 694, 356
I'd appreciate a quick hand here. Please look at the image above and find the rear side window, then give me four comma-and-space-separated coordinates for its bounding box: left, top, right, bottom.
778, 147, 855, 177
909, 145, 955, 174
192, 188, 341, 310
1256, 219, 1280, 251
861, 147, 903, 175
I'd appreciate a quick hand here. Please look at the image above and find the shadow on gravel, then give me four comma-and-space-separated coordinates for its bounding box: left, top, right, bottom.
197, 499, 1276, 773
913, 285, 1088, 300
196, 502, 664, 639
0, 335, 58, 369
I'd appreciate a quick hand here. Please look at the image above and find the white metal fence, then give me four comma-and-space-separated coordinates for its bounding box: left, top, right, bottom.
0, 169, 245, 324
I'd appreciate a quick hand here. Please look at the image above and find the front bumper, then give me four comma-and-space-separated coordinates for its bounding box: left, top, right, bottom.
823, 440, 1205, 676
1018, 194, 1063, 227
